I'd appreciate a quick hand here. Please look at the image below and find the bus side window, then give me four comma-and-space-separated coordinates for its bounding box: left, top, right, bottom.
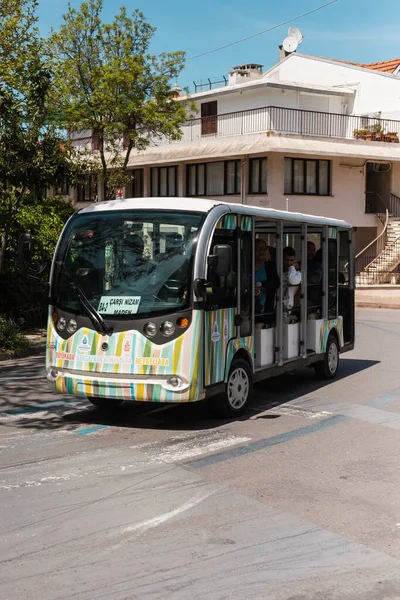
206, 229, 237, 310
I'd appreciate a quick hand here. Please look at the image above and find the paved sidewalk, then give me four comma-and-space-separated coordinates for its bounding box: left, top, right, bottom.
356, 286, 400, 309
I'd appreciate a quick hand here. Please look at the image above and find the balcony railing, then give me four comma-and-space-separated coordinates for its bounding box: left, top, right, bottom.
154, 106, 400, 145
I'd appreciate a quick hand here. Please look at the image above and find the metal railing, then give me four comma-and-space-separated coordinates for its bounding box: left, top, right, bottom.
155, 105, 400, 145
355, 208, 389, 275
356, 237, 400, 284
390, 193, 400, 217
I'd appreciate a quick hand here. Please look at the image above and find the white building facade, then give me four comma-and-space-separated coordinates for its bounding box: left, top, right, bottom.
71, 51, 400, 282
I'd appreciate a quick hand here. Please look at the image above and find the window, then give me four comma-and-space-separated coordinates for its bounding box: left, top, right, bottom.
131, 169, 144, 198
284, 158, 331, 195
150, 166, 177, 197
187, 161, 240, 196
249, 158, 267, 194
55, 179, 70, 196
201, 101, 217, 136
53, 210, 204, 318
77, 174, 98, 203
206, 228, 237, 309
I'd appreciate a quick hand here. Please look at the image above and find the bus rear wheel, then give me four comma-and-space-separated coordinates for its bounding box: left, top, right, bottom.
211, 358, 253, 418
88, 397, 123, 410
314, 334, 339, 380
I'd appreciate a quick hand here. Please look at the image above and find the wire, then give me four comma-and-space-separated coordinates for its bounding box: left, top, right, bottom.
186, 0, 338, 61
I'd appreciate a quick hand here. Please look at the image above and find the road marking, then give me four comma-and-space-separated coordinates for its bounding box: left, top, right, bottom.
250, 405, 332, 421
124, 489, 215, 533
187, 415, 346, 469
188, 387, 400, 469
76, 425, 108, 435
131, 431, 252, 464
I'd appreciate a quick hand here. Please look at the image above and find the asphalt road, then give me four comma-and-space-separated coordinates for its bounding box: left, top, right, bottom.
1, 308, 400, 599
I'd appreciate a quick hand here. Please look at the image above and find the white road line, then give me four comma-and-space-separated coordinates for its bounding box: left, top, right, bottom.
124, 489, 215, 533
131, 432, 251, 464
250, 405, 332, 421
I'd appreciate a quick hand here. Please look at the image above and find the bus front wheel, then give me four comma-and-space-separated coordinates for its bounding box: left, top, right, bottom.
88, 397, 123, 410
314, 334, 339, 380
211, 358, 253, 418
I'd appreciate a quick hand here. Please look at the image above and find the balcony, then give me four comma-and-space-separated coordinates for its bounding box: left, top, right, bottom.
160, 106, 400, 145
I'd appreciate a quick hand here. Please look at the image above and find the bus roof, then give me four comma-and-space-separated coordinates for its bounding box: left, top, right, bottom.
78, 197, 352, 229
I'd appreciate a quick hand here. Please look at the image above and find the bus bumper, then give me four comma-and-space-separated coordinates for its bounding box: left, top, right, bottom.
46, 367, 203, 403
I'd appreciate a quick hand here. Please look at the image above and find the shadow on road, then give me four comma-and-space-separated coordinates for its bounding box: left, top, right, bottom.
0, 357, 379, 433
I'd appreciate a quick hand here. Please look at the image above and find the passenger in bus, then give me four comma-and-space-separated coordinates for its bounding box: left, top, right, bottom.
307, 248, 323, 316
307, 241, 316, 264
254, 238, 280, 328
282, 246, 302, 322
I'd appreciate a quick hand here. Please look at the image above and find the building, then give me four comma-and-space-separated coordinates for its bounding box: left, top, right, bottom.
70, 48, 400, 283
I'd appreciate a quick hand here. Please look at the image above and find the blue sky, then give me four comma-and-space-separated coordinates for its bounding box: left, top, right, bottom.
37, 0, 400, 90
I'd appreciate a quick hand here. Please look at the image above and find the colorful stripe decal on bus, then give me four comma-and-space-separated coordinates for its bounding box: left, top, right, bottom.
240, 216, 252, 231
46, 311, 204, 403
216, 214, 237, 230
320, 317, 344, 353
225, 336, 254, 382
204, 308, 236, 386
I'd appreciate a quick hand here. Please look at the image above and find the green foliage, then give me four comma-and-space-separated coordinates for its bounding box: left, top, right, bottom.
0, 315, 28, 353
0, 195, 74, 317
50, 0, 189, 194
17, 196, 75, 264
0, 0, 86, 273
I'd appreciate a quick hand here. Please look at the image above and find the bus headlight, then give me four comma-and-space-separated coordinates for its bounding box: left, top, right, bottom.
47, 367, 59, 382
167, 376, 182, 388
57, 317, 66, 331
67, 319, 78, 334
144, 322, 157, 337
161, 321, 175, 337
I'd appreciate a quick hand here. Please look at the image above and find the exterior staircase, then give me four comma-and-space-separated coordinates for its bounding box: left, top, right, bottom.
356, 193, 400, 285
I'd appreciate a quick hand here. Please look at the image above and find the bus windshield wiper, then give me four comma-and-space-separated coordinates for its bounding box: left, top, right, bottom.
56, 261, 114, 336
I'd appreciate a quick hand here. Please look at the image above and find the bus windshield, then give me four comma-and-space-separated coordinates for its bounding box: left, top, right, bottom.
53, 210, 204, 318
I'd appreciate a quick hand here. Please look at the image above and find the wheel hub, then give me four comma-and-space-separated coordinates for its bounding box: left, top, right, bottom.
328, 342, 338, 373
227, 368, 249, 409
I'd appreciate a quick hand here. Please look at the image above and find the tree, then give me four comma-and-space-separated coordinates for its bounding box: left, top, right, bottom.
49, 0, 188, 198
0, 0, 87, 273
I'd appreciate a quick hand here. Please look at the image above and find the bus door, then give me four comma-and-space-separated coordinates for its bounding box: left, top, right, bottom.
204, 215, 253, 387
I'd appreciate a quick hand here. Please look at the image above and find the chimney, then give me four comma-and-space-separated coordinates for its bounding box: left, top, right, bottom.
228, 63, 263, 86
278, 45, 287, 62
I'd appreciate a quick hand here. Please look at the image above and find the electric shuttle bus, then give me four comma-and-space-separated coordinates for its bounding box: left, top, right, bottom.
46, 198, 355, 417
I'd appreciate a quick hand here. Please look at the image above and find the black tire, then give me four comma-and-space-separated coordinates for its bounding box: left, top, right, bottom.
88, 397, 123, 410
211, 358, 253, 418
314, 334, 339, 380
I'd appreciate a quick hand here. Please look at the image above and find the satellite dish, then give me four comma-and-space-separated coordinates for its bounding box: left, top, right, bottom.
282, 36, 299, 54
288, 26, 303, 44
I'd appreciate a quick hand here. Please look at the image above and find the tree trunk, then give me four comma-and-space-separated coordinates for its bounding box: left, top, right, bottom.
0, 230, 8, 273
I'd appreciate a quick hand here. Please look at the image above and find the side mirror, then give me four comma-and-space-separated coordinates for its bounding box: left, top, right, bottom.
210, 244, 232, 277
17, 233, 32, 264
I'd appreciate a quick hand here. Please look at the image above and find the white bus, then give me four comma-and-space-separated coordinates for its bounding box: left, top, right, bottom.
45, 198, 355, 417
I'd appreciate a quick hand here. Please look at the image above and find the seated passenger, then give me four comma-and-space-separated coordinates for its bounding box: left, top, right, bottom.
282, 246, 301, 322
254, 238, 279, 328
307, 248, 323, 316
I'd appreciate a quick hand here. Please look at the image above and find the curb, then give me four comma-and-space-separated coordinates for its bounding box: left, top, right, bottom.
0, 343, 46, 362
356, 302, 400, 310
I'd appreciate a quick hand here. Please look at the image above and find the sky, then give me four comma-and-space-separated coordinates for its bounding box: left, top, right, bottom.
37, 0, 400, 91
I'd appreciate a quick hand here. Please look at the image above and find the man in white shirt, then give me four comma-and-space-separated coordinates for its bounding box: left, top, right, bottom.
282, 246, 301, 320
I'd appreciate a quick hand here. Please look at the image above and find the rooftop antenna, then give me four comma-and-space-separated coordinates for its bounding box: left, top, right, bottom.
282, 36, 298, 53
288, 26, 304, 44
282, 27, 304, 54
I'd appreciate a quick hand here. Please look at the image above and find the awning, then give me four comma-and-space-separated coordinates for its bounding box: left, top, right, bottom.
127, 132, 400, 167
